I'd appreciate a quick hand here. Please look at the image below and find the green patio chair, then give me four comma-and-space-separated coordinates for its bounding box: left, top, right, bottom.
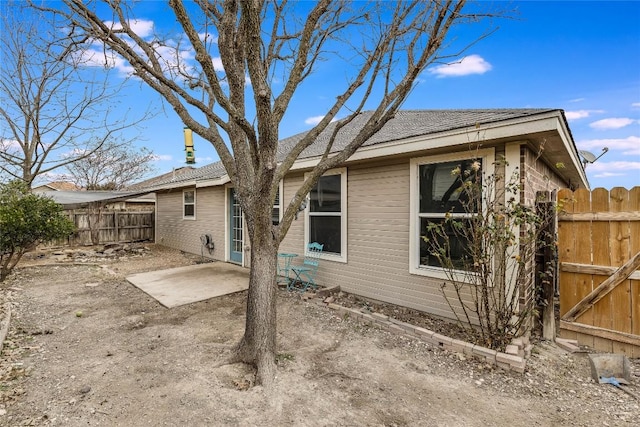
288, 242, 323, 292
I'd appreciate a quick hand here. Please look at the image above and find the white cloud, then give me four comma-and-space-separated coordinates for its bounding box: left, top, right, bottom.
153, 154, 173, 161
587, 160, 640, 176
0, 138, 21, 150
75, 48, 135, 75
564, 109, 604, 121
305, 115, 325, 126
427, 54, 492, 78
593, 172, 626, 178
589, 117, 636, 130
303, 115, 339, 126
568, 98, 585, 103
104, 19, 154, 38
578, 136, 640, 156
212, 57, 224, 72
198, 32, 218, 44
632, 102, 640, 109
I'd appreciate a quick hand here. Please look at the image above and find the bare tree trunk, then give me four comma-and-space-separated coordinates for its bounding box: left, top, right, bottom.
234, 239, 279, 387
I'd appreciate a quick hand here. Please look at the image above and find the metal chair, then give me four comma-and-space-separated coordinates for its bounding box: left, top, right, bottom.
288, 242, 323, 292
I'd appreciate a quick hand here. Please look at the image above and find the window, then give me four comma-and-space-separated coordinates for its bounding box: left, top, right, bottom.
409, 150, 494, 277
272, 184, 282, 225
305, 168, 347, 262
418, 159, 481, 269
183, 190, 195, 219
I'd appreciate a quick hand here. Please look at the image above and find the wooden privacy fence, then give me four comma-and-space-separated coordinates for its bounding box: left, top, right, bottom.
557, 186, 640, 357
54, 210, 155, 246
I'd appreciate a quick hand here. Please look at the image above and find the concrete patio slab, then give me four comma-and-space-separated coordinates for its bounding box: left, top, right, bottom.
126, 262, 249, 308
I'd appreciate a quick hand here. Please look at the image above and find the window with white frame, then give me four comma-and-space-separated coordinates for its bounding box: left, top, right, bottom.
305, 169, 347, 261
183, 189, 195, 219
410, 150, 494, 277
272, 184, 282, 225
418, 159, 481, 269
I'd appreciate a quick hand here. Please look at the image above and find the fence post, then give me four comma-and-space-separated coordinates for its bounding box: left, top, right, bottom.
537, 191, 556, 340
114, 211, 119, 243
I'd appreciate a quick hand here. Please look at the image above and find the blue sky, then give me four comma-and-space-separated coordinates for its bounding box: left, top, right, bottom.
59, 1, 640, 190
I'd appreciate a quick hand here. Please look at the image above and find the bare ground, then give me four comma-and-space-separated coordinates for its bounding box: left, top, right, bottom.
0, 244, 638, 426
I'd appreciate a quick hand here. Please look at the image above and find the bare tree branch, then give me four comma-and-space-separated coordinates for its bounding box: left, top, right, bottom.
0, 2, 149, 188
44, 0, 502, 386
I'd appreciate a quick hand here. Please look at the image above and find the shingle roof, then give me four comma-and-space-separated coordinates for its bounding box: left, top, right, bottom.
127, 166, 195, 190
143, 109, 560, 189
41, 190, 154, 208
33, 181, 81, 191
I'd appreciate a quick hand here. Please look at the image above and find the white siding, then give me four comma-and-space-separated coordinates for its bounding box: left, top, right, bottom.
280, 160, 474, 321
156, 186, 226, 260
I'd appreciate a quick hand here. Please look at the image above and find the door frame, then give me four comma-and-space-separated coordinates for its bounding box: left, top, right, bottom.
226, 185, 245, 266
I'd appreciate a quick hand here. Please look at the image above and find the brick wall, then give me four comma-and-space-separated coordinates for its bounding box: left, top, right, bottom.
518, 146, 569, 326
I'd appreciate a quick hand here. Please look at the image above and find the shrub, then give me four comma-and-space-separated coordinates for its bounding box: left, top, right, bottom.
0, 181, 75, 282
421, 160, 552, 350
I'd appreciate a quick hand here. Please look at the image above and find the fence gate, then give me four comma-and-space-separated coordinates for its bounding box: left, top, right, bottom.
557, 187, 640, 357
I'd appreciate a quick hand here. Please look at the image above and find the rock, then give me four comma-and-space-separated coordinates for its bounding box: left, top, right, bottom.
79, 386, 91, 394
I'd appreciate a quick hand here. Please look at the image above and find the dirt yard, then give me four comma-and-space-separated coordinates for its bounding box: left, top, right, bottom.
0, 244, 638, 426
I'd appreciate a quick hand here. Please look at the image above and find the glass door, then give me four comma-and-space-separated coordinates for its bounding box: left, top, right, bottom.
228, 188, 243, 264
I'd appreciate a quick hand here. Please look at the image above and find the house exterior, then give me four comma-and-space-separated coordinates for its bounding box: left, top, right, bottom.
142, 109, 588, 320
32, 181, 81, 192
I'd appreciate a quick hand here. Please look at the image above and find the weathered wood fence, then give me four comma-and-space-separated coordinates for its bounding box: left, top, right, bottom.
557, 186, 640, 357
54, 210, 155, 246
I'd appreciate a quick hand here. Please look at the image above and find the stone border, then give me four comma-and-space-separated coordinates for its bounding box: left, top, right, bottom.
320, 300, 530, 373
0, 302, 12, 355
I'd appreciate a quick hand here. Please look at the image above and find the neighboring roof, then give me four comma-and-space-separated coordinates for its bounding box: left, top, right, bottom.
127, 166, 196, 190
140, 109, 586, 190
33, 181, 81, 191
40, 190, 155, 209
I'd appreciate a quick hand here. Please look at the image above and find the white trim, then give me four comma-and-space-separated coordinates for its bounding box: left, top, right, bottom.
182, 189, 196, 220
274, 180, 284, 224
304, 167, 348, 263
409, 149, 495, 279
290, 114, 564, 171
224, 184, 230, 262
196, 176, 231, 188
224, 184, 247, 266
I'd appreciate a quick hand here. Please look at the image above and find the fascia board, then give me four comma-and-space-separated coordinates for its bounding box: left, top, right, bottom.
288, 112, 581, 174
195, 176, 231, 188
555, 118, 590, 189
146, 179, 198, 192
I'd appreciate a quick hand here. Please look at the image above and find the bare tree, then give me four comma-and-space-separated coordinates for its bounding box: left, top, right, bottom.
62, 141, 156, 190
0, 1, 147, 188
51, 0, 499, 385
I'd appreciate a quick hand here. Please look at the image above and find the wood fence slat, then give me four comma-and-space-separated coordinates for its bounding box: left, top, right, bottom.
610, 188, 632, 334
558, 186, 640, 356
630, 187, 640, 336
561, 263, 640, 280
573, 189, 594, 327
560, 320, 640, 347
558, 188, 576, 317
561, 251, 640, 323
558, 211, 640, 221
591, 188, 612, 330
49, 209, 155, 246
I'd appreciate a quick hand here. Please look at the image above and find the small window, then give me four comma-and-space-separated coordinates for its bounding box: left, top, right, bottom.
183, 190, 195, 219
272, 186, 281, 225
305, 168, 347, 262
